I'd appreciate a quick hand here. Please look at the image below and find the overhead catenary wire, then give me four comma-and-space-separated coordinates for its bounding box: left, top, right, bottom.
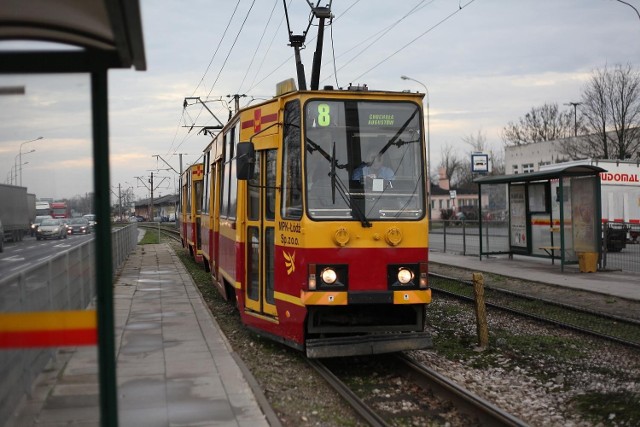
169, 0, 473, 158
202, 0, 257, 110
237, 0, 280, 94
165, 0, 242, 156
246, 0, 293, 93
321, 0, 433, 85
192, 0, 243, 97
351, 0, 477, 82
174, 0, 258, 155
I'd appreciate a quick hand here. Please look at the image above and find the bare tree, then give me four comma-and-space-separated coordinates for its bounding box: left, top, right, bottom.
438, 144, 462, 186
489, 147, 505, 176
502, 103, 574, 145
462, 129, 488, 152
68, 193, 94, 216
578, 63, 640, 160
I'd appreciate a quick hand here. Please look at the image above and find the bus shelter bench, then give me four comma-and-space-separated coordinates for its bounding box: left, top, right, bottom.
539, 246, 561, 264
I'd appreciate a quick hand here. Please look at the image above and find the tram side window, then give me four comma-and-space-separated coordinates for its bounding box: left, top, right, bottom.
202, 153, 210, 215
195, 180, 203, 215
266, 150, 277, 220
281, 100, 302, 219
186, 179, 192, 212
248, 153, 261, 220
228, 125, 238, 220
220, 126, 236, 219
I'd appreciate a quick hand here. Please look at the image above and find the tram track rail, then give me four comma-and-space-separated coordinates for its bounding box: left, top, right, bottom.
395, 354, 528, 427
429, 272, 640, 349
307, 359, 389, 427
308, 354, 528, 427
138, 223, 181, 243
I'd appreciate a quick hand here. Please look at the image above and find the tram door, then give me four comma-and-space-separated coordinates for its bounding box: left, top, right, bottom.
245, 149, 277, 317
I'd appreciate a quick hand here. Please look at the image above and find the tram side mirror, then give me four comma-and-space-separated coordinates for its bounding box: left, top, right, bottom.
236, 142, 255, 180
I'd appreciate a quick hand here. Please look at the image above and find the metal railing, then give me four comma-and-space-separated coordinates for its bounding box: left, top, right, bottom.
429, 219, 509, 257
430, 219, 640, 274
602, 222, 640, 272
0, 223, 138, 425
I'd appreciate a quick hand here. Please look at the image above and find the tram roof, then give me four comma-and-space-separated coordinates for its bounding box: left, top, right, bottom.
474, 165, 606, 185
0, 0, 146, 73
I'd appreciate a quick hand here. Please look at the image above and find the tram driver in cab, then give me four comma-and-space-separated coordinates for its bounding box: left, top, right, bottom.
352, 150, 395, 182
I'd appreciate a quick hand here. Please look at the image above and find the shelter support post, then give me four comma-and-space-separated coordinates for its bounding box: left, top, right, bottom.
92, 70, 118, 427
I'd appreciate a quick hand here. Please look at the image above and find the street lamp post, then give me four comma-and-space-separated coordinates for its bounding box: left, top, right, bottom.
19, 148, 36, 186
13, 155, 29, 185
564, 102, 581, 137
401, 75, 431, 220
18, 136, 43, 186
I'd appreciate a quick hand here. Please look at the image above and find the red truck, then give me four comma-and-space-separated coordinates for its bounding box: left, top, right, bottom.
50, 201, 70, 219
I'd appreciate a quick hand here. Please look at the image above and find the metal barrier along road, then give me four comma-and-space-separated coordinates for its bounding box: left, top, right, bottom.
0, 223, 138, 424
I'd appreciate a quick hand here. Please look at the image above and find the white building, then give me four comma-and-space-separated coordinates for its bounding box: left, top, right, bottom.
505, 137, 577, 174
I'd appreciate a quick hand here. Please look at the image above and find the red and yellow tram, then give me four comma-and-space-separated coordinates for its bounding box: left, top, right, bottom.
179, 163, 204, 264
187, 80, 431, 357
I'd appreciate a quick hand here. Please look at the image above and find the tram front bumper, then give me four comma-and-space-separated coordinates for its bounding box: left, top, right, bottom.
305, 332, 432, 358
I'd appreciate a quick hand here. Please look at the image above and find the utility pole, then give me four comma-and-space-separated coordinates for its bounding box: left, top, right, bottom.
226, 94, 246, 115
149, 172, 154, 221
137, 171, 169, 221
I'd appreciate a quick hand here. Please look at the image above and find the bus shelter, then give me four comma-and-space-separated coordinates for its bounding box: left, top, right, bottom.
474, 165, 605, 272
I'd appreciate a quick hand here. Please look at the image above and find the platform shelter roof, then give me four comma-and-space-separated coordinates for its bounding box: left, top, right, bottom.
474, 165, 606, 185
0, 0, 146, 73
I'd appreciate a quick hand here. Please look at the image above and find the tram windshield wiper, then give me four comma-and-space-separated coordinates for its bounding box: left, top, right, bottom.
329, 142, 371, 227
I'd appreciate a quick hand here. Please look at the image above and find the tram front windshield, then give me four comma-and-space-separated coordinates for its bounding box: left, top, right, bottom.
305, 100, 425, 222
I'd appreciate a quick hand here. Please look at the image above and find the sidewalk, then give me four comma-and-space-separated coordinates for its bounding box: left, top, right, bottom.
10, 243, 274, 427
429, 250, 640, 302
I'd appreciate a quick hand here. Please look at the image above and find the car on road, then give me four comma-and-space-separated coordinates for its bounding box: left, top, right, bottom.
83, 214, 96, 229
31, 215, 53, 236
67, 217, 91, 235
36, 218, 68, 240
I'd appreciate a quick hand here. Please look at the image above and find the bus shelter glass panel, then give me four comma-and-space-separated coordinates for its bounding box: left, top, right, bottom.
529, 182, 553, 257
479, 183, 509, 254
0, 74, 99, 424
571, 175, 599, 253
555, 177, 577, 262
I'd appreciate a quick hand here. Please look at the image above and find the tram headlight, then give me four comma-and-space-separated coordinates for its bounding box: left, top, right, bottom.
397, 268, 414, 284
321, 268, 337, 285
388, 263, 420, 288
308, 264, 347, 290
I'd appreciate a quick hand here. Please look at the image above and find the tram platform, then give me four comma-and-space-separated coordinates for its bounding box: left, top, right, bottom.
429, 250, 640, 302
8, 243, 277, 427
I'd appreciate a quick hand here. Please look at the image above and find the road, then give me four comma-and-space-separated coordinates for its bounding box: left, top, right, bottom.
0, 233, 94, 277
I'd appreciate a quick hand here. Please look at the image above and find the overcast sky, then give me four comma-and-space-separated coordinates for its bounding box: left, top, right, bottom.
1, 0, 639, 203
